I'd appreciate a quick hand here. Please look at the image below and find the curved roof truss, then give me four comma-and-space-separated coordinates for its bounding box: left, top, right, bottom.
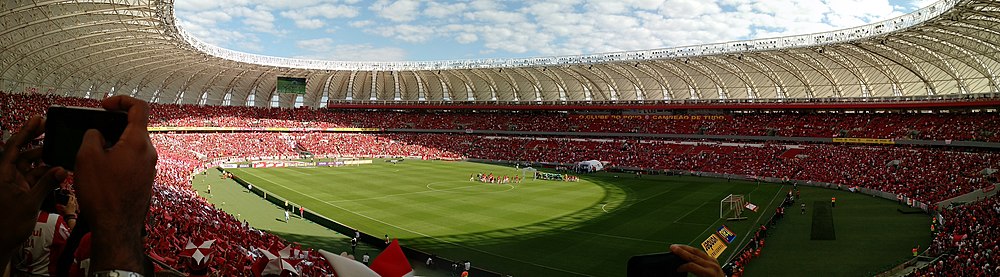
2, 0, 1000, 108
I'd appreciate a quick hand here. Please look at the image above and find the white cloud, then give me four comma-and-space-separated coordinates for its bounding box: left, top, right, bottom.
369, 0, 422, 22
176, 18, 262, 52
279, 4, 359, 29
292, 18, 325, 29
455, 33, 478, 44
296, 38, 335, 52
424, 2, 467, 18
280, 4, 359, 19
224, 6, 281, 34
183, 11, 233, 26
368, 24, 437, 43
174, 0, 251, 12
297, 44, 408, 61
174, 0, 925, 61
350, 20, 374, 28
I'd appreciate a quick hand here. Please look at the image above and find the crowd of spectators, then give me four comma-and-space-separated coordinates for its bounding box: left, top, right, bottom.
143, 136, 335, 275
4, 92, 1000, 142
909, 196, 999, 276
3, 91, 999, 275
143, 105, 1000, 142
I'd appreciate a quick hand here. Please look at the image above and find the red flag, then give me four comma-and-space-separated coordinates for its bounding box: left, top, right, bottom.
180, 239, 216, 267
370, 239, 414, 277
953, 234, 968, 242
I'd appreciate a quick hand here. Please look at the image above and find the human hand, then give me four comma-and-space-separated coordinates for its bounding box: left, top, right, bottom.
74, 96, 157, 273
670, 244, 725, 277
65, 193, 78, 215
0, 116, 69, 255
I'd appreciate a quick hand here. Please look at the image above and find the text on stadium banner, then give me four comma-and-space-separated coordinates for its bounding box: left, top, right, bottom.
831, 138, 895, 144
716, 225, 737, 244
568, 114, 731, 121
701, 233, 728, 259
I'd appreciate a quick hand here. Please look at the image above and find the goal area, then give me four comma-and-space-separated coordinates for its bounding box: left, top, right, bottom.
721, 194, 748, 221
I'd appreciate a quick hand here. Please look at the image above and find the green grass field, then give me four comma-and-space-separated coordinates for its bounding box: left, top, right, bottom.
207, 160, 929, 277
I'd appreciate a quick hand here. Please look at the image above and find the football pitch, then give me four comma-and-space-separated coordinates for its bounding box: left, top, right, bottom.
217, 160, 929, 277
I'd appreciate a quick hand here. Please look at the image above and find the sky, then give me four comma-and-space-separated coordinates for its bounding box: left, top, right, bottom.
174, 0, 939, 62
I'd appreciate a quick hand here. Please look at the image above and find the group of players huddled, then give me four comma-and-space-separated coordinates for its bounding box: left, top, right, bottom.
534, 171, 580, 182
471, 172, 521, 184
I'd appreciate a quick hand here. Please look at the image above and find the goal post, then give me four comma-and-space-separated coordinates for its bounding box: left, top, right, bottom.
721, 194, 748, 221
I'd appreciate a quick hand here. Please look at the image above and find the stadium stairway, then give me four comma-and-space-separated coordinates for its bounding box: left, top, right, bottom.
936, 182, 1000, 208
779, 148, 805, 159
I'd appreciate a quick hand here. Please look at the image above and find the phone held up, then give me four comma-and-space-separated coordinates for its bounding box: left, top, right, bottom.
43, 106, 128, 171
627, 252, 688, 277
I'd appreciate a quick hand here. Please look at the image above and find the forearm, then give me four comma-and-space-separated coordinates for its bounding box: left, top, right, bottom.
90, 224, 146, 274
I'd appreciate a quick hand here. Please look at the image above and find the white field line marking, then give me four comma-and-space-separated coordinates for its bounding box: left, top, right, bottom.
565, 229, 665, 244
724, 184, 784, 263
685, 184, 768, 247
673, 201, 712, 224
242, 170, 590, 276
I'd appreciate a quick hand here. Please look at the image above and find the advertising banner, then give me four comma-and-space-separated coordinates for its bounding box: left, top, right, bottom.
569, 114, 730, 121
832, 138, 895, 144
716, 225, 737, 244
701, 233, 728, 259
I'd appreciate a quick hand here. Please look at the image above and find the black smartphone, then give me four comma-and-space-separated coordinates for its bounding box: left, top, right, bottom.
627, 252, 688, 277
43, 106, 128, 171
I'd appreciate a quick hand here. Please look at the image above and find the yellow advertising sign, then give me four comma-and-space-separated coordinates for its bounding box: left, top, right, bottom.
700, 233, 728, 259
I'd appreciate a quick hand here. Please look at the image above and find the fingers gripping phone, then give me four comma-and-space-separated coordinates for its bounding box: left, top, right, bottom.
43, 106, 128, 171
627, 252, 688, 277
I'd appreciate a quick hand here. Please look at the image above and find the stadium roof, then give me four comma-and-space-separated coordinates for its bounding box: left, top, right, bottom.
1, 0, 999, 108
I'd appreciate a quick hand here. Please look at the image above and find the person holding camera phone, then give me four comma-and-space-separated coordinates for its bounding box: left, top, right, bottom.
629, 244, 725, 277
0, 96, 157, 277
670, 244, 725, 277
9, 188, 75, 276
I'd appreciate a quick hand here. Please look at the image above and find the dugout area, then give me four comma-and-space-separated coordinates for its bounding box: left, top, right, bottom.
194, 159, 930, 277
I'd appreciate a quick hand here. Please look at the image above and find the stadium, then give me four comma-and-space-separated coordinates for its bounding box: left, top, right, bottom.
1, 0, 999, 276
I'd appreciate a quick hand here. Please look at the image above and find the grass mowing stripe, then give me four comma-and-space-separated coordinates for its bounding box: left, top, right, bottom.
240, 167, 594, 276
811, 200, 836, 240
324, 183, 515, 203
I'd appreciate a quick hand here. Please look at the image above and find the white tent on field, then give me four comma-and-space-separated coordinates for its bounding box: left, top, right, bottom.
577, 160, 604, 173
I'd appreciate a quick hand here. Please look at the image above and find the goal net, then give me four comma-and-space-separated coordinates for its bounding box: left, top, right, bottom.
721, 194, 748, 221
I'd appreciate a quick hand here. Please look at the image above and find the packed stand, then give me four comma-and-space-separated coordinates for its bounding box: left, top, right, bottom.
4, 91, 1000, 275
144, 103, 1000, 142
147, 135, 335, 275
909, 196, 999, 277
4, 92, 999, 142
